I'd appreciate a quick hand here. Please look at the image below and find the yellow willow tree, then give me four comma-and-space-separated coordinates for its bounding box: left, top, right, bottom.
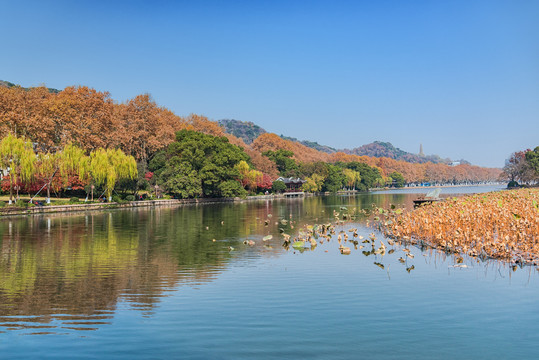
36, 143, 88, 203
0, 134, 36, 204
36, 152, 58, 204
88, 148, 137, 201
343, 168, 361, 190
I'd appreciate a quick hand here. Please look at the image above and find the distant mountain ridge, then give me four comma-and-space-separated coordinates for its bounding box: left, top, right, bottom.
218, 119, 337, 153
0, 80, 61, 94
218, 119, 469, 165
345, 141, 447, 164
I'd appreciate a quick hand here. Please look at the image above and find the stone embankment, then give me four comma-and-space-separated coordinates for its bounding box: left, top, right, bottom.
0, 193, 311, 218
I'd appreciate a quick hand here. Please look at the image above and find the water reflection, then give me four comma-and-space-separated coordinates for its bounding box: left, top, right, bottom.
0, 186, 507, 335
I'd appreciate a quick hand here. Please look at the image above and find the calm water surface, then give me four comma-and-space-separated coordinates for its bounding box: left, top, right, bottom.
1, 185, 538, 359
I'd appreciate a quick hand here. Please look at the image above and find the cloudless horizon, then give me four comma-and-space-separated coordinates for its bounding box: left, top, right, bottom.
2, 0, 538, 167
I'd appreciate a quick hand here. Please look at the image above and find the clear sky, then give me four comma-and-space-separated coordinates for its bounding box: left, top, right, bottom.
1, 0, 538, 167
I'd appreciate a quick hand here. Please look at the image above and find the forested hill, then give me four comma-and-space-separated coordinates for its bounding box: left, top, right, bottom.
0, 80, 60, 94
279, 135, 336, 154
219, 120, 467, 165
218, 119, 266, 144
218, 119, 337, 154
345, 141, 449, 164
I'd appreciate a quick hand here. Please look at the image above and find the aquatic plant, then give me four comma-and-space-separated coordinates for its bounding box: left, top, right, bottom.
376, 189, 539, 266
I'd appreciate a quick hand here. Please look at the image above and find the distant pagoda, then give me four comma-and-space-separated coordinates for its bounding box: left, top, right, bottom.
419, 144, 424, 156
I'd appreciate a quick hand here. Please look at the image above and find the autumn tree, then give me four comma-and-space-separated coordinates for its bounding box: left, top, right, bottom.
115, 95, 184, 163
44, 86, 115, 151
502, 151, 530, 184
302, 173, 325, 193
235, 160, 263, 193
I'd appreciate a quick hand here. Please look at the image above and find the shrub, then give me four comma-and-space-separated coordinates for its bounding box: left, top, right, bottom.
125, 195, 135, 202
507, 180, 519, 188
218, 180, 247, 198
112, 195, 121, 203
70, 197, 79, 203
15, 199, 28, 208
272, 180, 287, 193
0, 201, 5, 207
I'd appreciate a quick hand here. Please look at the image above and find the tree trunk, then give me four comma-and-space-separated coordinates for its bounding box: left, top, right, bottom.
46, 169, 58, 204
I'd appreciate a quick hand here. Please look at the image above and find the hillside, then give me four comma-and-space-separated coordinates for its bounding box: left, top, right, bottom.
218, 119, 266, 144
218, 119, 337, 154
279, 135, 336, 154
0, 80, 61, 94
344, 141, 451, 164
218, 119, 467, 165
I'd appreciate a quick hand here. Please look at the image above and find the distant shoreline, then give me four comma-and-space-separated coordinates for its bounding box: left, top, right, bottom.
371, 183, 505, 191
0, 184, 506, 218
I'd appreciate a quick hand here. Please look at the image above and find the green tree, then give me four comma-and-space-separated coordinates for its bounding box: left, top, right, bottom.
155, 130, 249, 198
272, 179, 287, 193
219, 180, 247, 198
525, 147, 539, 176
262, 149, 297, 176
0, 134, 36, 203
389, 171, 405, 188
322, 164, 346, 193
342, 162, 382, 191
298, 161, 329, 179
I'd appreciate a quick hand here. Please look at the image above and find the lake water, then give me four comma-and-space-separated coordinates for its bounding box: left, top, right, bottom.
2, 184, 538, 359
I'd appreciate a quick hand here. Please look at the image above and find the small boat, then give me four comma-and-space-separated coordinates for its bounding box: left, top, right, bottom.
413, 188, 442, 208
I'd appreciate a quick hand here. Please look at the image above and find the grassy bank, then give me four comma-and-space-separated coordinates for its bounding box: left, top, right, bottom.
377, 188, 539, 266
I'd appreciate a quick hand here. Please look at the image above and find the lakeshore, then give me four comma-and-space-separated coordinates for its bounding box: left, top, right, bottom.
0, 192, 315, 218
0, 184, 508, 218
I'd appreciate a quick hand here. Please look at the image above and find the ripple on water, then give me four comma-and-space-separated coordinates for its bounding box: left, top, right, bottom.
1, 188, 539, 359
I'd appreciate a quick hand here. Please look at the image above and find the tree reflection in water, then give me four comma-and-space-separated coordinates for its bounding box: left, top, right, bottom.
0, 193, 410, 334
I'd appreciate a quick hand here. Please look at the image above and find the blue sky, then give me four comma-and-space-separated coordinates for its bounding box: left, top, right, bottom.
1, 0, 538, 167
